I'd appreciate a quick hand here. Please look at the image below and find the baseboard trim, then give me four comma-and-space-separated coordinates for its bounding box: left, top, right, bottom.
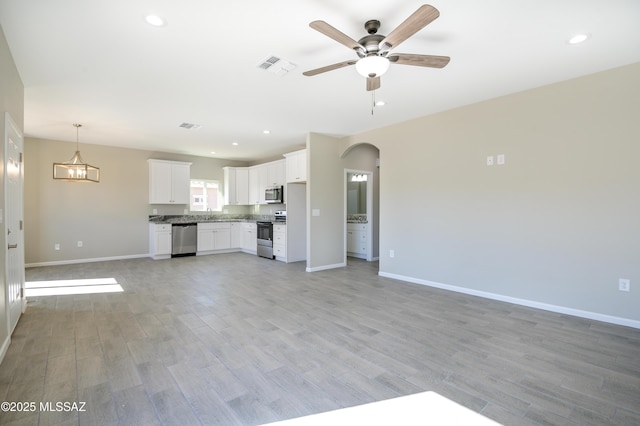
0, 335, 10, 365
378, 271, 640, 330
26, 254, 149, 268
306, 262, 346, 272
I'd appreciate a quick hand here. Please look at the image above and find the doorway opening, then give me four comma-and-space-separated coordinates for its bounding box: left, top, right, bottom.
344, 169, 376, 263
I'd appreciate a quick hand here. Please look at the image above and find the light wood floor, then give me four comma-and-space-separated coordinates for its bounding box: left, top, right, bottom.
1, 254, 639, 425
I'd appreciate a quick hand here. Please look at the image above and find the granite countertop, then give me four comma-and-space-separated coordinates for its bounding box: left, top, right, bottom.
347, 214, 367, 223
149, 214, 273, 224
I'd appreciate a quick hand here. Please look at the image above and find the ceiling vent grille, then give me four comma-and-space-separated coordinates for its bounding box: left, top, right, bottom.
258, 55, 297, 76
179, 122, 201, 130
259, 56, 281, 70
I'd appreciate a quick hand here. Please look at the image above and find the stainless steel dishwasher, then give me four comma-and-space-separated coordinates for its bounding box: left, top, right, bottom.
172, 223, 197, 257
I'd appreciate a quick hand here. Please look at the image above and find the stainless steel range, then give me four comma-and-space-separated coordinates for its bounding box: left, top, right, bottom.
256, 221, 274, 259
274, 210, 286, 222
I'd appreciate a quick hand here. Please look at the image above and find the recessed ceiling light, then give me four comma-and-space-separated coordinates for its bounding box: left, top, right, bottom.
232, 142, 239, 146
568, 33, 590, 44
210, 151, 216, 155
263, 130, 270, 135
145, 14, 167, 27
375, 100, 386, 107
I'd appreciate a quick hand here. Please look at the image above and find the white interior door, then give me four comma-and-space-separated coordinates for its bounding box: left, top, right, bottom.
5, 113, 25, 333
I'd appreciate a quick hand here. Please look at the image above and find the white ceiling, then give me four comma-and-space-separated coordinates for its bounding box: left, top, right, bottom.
1, 1, 639, 161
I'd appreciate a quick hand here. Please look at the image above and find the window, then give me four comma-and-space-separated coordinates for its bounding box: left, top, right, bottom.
190, 180, 222, 212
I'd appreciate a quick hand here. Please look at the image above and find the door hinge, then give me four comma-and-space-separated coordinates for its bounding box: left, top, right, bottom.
20, 288, 24, 298
19, 152, 23, 163
20, 220, 23, 230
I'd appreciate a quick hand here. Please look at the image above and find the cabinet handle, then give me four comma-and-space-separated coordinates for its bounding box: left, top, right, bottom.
8, 243, 18, 249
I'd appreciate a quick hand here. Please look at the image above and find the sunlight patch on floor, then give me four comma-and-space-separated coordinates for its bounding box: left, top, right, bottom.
25, 278, 123, 296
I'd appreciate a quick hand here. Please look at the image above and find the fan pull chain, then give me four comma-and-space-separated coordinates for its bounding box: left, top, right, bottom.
371, 91, 376, 115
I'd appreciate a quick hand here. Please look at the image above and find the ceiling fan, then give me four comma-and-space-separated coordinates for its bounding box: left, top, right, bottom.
303, 4, 450, 91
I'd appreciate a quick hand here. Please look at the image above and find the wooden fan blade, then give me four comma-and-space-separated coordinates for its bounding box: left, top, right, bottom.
303, 60, 357, 76
367, 76, 381, 91
388, 53, 450, 68
310, 21, 364, 53
380, 5, 440, 52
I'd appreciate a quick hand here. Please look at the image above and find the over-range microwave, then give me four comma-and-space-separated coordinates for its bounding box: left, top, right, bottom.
265, 185, 284, 204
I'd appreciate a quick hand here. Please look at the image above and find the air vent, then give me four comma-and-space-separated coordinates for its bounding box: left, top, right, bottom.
259, 56, 281, 70
179, 122, 201, 130
258, 55, 297, 76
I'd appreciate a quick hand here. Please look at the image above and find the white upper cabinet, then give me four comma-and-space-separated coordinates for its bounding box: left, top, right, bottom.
249, 164, 267, 205
284, 149, 307, 183
148, 159, 191, 204
224, 167, 249, 205
267, 160, 285, 187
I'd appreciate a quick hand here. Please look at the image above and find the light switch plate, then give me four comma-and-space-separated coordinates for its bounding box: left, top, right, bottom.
312, 209, 320, 217
497, 154, 505, 165
486, 156, 494, 166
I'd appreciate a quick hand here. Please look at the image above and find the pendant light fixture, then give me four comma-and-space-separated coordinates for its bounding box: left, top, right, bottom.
53, 123, 100, 182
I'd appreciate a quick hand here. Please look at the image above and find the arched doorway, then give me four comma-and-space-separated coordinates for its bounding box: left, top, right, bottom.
340, 143, 380, 268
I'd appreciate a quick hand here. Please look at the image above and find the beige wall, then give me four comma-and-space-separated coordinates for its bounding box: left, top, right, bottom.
24, 138, 247, 265
307, 132, 344, 270
0, 24, 24, 358
338, 62, 640, 324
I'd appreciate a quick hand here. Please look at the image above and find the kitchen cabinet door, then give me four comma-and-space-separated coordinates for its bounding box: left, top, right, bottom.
224, 167, 250, 205
273, 224, 286, 262
170, 163, 191, 204
213, 228, 231, 250
249, 165, 267, 205
242, 223, 257, 253
149, 223, 172, 259
267, 160, 285, 187
230, 223, 242, 248
149, 160, 191, 204
197, 229, 214, 252
236, 168, 249, 205
284, 149, 307, 183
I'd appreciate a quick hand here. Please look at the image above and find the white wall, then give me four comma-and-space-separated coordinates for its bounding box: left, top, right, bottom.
339, 62, 640, 325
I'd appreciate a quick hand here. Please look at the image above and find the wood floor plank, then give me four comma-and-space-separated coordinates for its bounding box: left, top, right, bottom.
1, 254, 636, 426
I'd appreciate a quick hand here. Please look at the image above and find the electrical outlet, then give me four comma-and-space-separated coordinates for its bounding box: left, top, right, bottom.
619, 279, 630, 292
389, 249, 395, 258
54, 243, 60, 251
77, 241, 83, 248
497, 154, 505, 165
486, 156, 494, 166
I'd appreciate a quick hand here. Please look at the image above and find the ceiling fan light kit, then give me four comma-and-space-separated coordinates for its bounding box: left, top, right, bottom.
304, 4, 450, 92
355, 55, 390, 78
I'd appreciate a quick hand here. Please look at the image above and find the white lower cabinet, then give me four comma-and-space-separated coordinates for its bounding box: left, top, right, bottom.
197, 223, 231, 254
149, 223, 172, 259
347, 223, 368, 259
230, 222, 242, 248
273, 223, 286, 262
151, 220, 258, 259
242, 222, 257, 254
